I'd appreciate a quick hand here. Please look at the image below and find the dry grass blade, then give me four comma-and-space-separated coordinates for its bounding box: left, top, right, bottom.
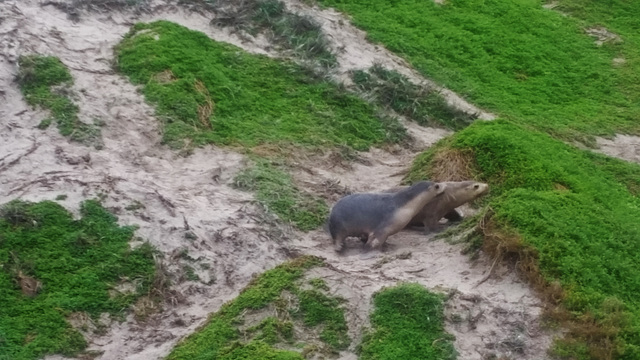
194, 79, 214, 129
153, 69, 176, 84
429, 148, 476, 181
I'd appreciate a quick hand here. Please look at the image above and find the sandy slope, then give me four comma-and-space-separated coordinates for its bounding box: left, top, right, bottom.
0, 1, 552, 359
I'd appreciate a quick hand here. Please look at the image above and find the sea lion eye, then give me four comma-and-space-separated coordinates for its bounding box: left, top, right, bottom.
474, 184, 479, 189
435, 184, 440, 189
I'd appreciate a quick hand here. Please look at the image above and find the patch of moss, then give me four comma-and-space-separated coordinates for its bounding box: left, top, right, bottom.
0, 199, 155, 360
115, 20, 405, 152
359, 283, 456, 360
234, 159, 328, 231
294, 289, 349, 350
17, 55, 101, 146
249, 317, 295, 345
167, 256, 350, 359
407, 120, 640, 359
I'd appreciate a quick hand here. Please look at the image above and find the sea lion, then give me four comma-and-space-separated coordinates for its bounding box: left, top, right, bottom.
385, 181, 489, 232
327, 181, 446, 252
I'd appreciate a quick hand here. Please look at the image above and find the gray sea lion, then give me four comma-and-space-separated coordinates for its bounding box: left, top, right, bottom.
385, 181, 489, 232
327, 181, 446, 252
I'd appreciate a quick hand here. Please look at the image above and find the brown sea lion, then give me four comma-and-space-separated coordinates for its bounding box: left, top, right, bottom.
385, 181, 489, 232
327, 181, 446, 252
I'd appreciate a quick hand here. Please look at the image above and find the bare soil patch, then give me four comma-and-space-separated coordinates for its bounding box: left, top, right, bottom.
595, 134, 640, 164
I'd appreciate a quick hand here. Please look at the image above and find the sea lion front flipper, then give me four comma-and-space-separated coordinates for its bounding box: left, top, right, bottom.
444, 209, 463, 222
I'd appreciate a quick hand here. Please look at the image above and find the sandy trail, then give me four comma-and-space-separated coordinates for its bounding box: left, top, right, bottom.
1, 1, 551, 359
595, 134, 640, 164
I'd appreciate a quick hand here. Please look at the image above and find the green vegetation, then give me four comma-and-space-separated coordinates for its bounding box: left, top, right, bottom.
0, 199, 156, 360
234, 159, 328, 231
352, 64, 476, 130
17, 55, 102, 146
166, 256, 350, 359
317, 0, 640, 143
407, 120, 640, 359
295, 289, 349, 350
115, 20, 405, 152
359, 283, 456, 360
216, 0, 336, 68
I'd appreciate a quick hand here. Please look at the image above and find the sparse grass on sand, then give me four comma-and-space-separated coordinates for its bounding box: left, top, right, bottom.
215, 0, 337, 69
407, 120, 640, 359
359, 283, 456, 360
317, 0, 640, 145
0, 199, 156, 360
17, 55, 102, 147
166, 256, 350, 359
352, 64, 477, 130
233, 159, 328, 231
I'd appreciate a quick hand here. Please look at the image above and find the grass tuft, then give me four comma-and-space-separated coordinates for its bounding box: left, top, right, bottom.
352, 64, 477, 130
359, 283, 456, 360
17, 55, 102, 147
295, 289, 349, 350
234, 159, 328, 232
406, 143, 477, 183
0, 199, 156, 360
215, 0, 336, 69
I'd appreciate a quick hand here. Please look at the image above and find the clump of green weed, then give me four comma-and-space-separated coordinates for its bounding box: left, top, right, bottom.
0, 199, 36, 227
167, 256, 350, 359
407, 120, 640, 359
17, 55, 102, 147
253, 0, 336, 68
248, 317, 295, 345
359, 283, 456, 360
215, 0, 336, 69
234, 159, 328, 231
115, 21, 403, 152
0, 199, 155, 360
352, 64, 477, 130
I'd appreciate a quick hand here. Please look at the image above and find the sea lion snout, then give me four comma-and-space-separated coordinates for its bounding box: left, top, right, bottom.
469, 182, 489, 196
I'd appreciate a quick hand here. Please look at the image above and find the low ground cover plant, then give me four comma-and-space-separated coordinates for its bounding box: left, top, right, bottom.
233, 159, 328, 231
0, 199, 156, 360
359, 283, 456, 360
407, 120, 640, 359
17, 55, 102, 146
166, 256, 350, 359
